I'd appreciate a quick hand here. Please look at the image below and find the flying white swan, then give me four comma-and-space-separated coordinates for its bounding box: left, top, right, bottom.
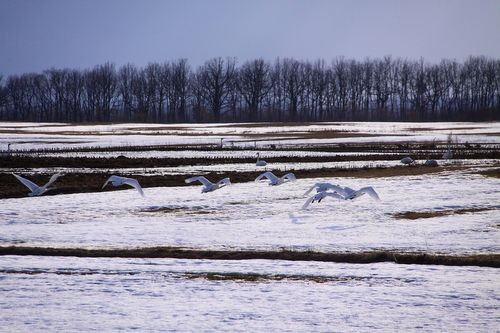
303, 182, 347, 196
255, 171, 296, 186
256, 152, 267, 166
302, 191, 345, 209
340, 186, 381, 201
102, 175, 145, 197
13, 173, 61, 196
301, 185, 380, 209
185, 176, 231, 193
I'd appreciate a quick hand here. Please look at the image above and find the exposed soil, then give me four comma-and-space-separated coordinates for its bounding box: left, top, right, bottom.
392, 207, 498, 220
1, 246, 498, 268
183, 272, 374, 283
477, 168, 500, 178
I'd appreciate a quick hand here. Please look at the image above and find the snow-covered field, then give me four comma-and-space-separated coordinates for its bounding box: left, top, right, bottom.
0, 122, 499, 332
1, 121, 499, 151
1, 171, 498, 254
1, 256, 498, 332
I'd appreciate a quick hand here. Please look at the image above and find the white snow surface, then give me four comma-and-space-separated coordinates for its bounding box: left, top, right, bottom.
1, 171, 499, 254
0, 256, 498, 332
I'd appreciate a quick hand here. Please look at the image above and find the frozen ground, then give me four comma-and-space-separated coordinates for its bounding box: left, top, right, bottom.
0, 256, 498, 332
1, 121, 499, 151
1, 170, 498, 254
1, 121, 498, 332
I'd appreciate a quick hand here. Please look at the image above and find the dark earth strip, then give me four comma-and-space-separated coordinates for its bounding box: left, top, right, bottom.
392, 207, 498, 219
1, 246, 499, 268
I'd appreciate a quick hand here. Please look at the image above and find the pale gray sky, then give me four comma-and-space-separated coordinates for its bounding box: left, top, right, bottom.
1, 0, 499, 76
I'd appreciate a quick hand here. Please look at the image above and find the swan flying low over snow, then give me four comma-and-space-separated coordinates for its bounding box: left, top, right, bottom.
255, 171, 296, 186
341, 186, 380, 201
102, 175, 145, 197
13, 173, 62, 197
303, 182, 347, 196
185, 176, 231, 193
302, 191, 345, 209
302, 184, 380, 209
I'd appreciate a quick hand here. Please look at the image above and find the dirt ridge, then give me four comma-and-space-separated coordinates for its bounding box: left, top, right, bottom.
1, 246, 498, 268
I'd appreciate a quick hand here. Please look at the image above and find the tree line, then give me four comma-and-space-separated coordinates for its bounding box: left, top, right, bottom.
0, 56, 498, 123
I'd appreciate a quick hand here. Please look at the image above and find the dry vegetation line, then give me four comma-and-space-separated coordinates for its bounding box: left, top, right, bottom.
1, 246, 499, 268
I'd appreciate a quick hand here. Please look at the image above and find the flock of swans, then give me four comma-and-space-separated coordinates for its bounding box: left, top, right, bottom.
12, 169, 380, 210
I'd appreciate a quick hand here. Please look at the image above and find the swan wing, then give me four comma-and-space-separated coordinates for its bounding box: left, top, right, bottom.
301, 195, 316, 210
303, 183, 319, 196
255, 171, 278, 183
13, 174, 40, 193
185, 176, 212, 186
44, 173, 61, 188
217, 177, 231, 186
282, 173, 296, 181
123, 177, 145, 197
358, 187, 380, 201
102, 175, 118, 189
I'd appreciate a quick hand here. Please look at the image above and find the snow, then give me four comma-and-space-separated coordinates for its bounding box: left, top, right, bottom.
0, 256, 498, 332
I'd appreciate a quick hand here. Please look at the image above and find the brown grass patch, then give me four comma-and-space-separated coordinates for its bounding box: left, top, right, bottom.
392, 207, 497, 220
477, 168, 500, 179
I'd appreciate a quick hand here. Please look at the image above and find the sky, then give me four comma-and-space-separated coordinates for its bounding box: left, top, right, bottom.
0, 0, 499, 76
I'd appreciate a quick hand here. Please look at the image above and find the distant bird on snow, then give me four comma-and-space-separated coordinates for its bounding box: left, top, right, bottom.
255, 171, 296, 186
102, 175, 145, 197
442, 148, 453, 159
424, 159, 438, 167
185, 176, 231, 193
256, 152, 267, 166
400, 156, 414, 165
13, 173, 62, 197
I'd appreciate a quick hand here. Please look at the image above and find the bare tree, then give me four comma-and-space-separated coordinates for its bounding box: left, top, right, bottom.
197, 57, 236, 122
237, 58, 271, 121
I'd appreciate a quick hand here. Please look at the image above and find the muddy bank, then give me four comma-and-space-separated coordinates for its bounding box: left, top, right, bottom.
1, 246, 498, 268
